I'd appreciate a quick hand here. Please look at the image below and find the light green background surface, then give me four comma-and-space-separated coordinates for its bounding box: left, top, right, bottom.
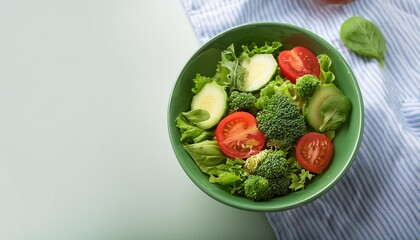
0, 0, 276, 239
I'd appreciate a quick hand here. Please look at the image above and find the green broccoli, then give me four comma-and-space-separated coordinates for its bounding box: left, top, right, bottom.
296, 74, 320, 98
255, 150, 289, 179
244, 149, 272, 173
244, 175, 271, 201
228, 91, 257, 113
256, 94, 306, 150
269, 177, 290, 197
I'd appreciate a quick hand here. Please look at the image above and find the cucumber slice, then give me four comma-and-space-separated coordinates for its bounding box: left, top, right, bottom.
239, 54, 278, 92
305, 84, 344, 131
191, 81, 227, 130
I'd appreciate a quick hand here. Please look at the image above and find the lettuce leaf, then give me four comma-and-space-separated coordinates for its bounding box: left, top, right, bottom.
183, 141, 248, 195
209, 158, 248, 194
317, 54, 335, 84
241, 41, 282, 59
192, 74, 213, 94
285, 156, 314, 191
183, 140, 226, 174
176, 111, 214, 144
255, 76, 304, 110
289, 169, 314, 191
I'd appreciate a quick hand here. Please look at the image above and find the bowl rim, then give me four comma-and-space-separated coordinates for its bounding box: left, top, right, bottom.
167, 22, 364, 212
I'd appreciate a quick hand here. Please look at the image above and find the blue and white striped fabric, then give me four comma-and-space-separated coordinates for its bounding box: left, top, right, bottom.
181, 0, 420, 239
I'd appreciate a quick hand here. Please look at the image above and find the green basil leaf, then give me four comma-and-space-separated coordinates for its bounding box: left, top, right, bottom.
181, 109, 210, 124
319, 95, 352, 132
340, 16, 386, 67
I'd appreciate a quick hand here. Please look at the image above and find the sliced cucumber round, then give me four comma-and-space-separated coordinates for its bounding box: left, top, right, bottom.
239, 54, 278, 92
305, 84, 343, 131
191, 81, 227, 130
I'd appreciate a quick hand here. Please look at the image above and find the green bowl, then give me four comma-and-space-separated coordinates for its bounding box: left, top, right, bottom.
168, 22, 364, 212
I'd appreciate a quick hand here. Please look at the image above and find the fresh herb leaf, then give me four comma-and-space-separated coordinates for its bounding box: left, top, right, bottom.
340, 16, 387, 67
181, 109, 210, 124
216, 44, 246, 91
319, 94, 352, 132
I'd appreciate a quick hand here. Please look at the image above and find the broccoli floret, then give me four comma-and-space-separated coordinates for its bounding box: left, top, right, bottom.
228, 91, 257, 113
269, 177, 290, 197
256, 94, 306, 150
296, 74, 320, 98
255, 150, 289, 179
244, 149, 272, 173
244, 175, 271, 201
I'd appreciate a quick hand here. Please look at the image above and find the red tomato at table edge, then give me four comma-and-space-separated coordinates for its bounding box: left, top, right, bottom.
278, 46, 321, 83
295, 132, 333, 173
215, 112, 265, 159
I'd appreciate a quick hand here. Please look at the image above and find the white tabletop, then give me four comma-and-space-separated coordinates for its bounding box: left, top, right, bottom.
0, 1, 276, 239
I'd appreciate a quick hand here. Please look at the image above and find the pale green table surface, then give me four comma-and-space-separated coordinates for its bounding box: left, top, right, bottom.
0, 1, 276, 239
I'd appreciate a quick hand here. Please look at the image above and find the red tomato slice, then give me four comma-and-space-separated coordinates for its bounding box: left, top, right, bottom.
215, 112, 265, 159
278, 46, 321, 83
295, 132, 333, 173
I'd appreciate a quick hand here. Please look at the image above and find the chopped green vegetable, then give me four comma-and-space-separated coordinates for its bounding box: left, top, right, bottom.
296, 74, 320, 99
256, 94, 306, 150
239, 54, 278, 92
269, 177, 290, 197
255, 150, 289, 179
228, 91, 257, 113
244, 149, 271, 173
340, 16, 387, 67
244, 175, 271, 201
191, 81, 228, 130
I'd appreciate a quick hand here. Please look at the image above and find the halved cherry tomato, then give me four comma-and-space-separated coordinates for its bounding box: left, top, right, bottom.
278, 46, 320, 83
295, 132, 333, 173
215, 112, 265, 159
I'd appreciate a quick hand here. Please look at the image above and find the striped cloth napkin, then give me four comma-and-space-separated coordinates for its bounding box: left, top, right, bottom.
180, 0, 420, 239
